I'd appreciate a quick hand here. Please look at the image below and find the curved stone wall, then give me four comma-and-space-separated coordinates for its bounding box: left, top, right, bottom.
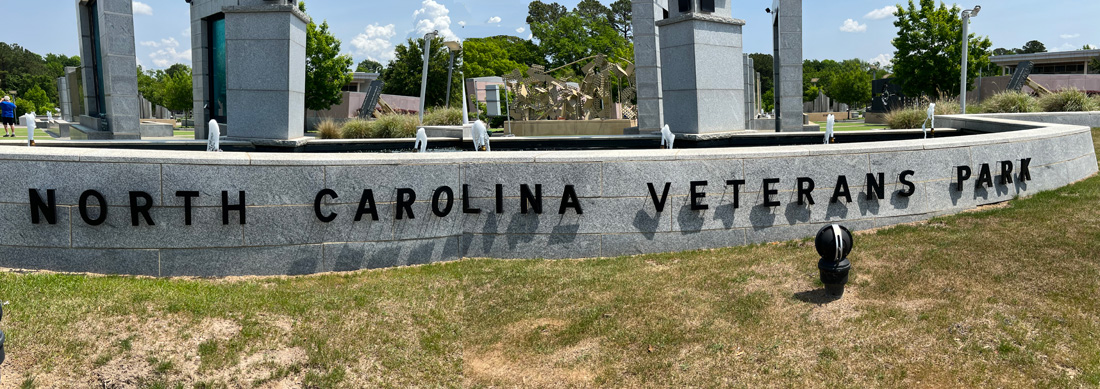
0, 117, 1094, 276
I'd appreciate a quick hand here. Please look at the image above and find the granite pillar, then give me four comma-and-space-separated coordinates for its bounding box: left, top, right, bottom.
771, 0, 805, 132
657, 0, 745, 134
189, 0, 306, 141
632, 0, 667, 132
75, 0, 141, 139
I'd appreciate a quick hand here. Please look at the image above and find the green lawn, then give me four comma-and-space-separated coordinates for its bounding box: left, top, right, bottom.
826, 121, 888, 131
2, 130, 1100, 387
0, 125, 53, 140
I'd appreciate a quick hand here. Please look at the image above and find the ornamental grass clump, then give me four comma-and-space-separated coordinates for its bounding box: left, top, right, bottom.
340, 118, 373, 139
981, 91, 1037, 113
423, 107, 464, 126
1037, 88, 1098, 112
370, 113, 419, 138
884, 106, 925, 129
932, 97, 960, 115
315, 119, 341, 139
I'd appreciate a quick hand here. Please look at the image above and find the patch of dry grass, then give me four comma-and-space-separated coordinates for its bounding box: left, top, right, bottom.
2, 130, 1100, 387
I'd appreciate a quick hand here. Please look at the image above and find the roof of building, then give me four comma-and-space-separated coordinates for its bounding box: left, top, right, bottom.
991, 49, 1100, 65
351, 72, 379, 83
468, 76, 504, 83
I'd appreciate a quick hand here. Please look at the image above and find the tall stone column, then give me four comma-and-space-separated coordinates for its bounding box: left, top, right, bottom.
772, 0, 805, 132
657, 0, 745, 134
75, 0, 141, 139
189, 0, 307, 141
632, 0, 667, 132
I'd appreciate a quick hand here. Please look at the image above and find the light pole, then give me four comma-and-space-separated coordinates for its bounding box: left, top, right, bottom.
443, 40, 462, 109
418, 30, 438, 124
959, 5, 981, 114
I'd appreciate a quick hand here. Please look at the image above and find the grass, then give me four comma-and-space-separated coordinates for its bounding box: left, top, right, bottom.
824, 121, 887, 131
2, 130, 1100, 386
0, 125, 52, 140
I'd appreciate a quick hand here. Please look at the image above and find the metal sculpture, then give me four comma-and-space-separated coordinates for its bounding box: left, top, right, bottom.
502, 55, 637, 122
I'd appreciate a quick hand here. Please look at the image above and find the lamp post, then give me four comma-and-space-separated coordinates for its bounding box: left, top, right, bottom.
418, 30, 438, 124
443, 40, 462, 109
959, 5, 981, 114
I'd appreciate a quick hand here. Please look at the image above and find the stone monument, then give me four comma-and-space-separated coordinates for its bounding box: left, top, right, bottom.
656, 0, 745, 134
770, 0, 805, 132
188, 0, 308, 141
75, 0, 141, 139
631, 0, 667, 132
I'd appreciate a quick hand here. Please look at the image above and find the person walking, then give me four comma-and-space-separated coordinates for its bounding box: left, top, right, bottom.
0, 97, 16, 137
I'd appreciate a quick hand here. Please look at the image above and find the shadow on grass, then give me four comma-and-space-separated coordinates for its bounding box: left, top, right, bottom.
792, 288, 843, 305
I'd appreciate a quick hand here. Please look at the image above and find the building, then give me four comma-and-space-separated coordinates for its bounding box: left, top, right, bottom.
991, 49, 1100, 75
308, 72, 379, 119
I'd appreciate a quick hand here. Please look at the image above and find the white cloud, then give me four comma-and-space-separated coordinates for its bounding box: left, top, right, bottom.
140, 37, 180, 48
869, 53, 894, 68
487, 16, 501, 24
458, 21, 466, 27
864, 6, 895, 20
412, 0, 459, 41
143, 37, 190, 68
182, 27, 191, 38
1061, 33, 1080, 39
516, 27, 525, 33
132, 1, 153, 16
351, 23, 397, 63
1052, 43, 1080, 52
839, 19, 866, 33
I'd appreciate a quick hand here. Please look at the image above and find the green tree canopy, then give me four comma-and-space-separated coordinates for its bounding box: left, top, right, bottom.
380, 36, 463, 108
162, 66, 193, 115
1019, 40, 1047, 54
356, 59, 383, 73
300, 1, 353, 112
828, 66, 873, 109
891, 0, 992, 98
24, 85, 52, 113
462, 39, 524, 78
528, 2, 632, 77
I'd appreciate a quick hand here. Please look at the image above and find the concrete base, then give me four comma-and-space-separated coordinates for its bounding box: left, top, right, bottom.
508, 120, 637, 136
140, 122, 174, 137
657, 13, 746, 135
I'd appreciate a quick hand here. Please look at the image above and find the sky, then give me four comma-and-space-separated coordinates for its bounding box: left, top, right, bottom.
7, 0, 1100, 70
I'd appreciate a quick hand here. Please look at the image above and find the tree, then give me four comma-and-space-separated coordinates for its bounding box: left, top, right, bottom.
891, 0, 992, 98
300, 1, 353, 112
24, 85, 52, 113
463, 39, 525, 78
137, 65, 165, 108
608, 0, 633, 40
356, 59, 383, 73
380, 36, 463, 108
529, 2, 631, 76
1019, 40, 1047, 54
828, 67, 872, 111
526, 0, 567, 25
165, 63, 190, 79
162, 66, 193, 117
992, 47, 1018, 56
748, 53, 774, 110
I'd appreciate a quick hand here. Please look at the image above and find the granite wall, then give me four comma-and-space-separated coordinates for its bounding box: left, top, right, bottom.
0, 118, 1094, 276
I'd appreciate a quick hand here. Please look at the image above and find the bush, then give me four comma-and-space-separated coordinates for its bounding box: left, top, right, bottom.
932, 98, 960, 115
422, 107, 463, 126
981, 91, 1037, 113
340, 118, 373, 139
13, 97, 35, 117
369, 114, 418, 138
884, 106, 926, 129
1037, 88, 1098, 112
315, 119, 341, 139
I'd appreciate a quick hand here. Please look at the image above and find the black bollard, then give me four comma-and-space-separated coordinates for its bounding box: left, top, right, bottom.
815, 224, 853, 297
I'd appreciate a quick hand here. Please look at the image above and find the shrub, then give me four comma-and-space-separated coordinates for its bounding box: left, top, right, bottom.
340, 118, 373, 139
315, 119, 341, 139
422, 107, 463, 126
884, 106, 926, 129
13, 97, 35, 117
932, 98, 960, 115
980, 91, 1037, 113
1037, 88, 1097, 112
369, 113, 418, 138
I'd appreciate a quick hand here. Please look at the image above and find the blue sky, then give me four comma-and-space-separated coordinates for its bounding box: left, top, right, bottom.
9, 0, 1100, 70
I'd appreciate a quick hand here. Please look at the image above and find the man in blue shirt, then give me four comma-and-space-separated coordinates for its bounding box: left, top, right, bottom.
0, 96, 16, 137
